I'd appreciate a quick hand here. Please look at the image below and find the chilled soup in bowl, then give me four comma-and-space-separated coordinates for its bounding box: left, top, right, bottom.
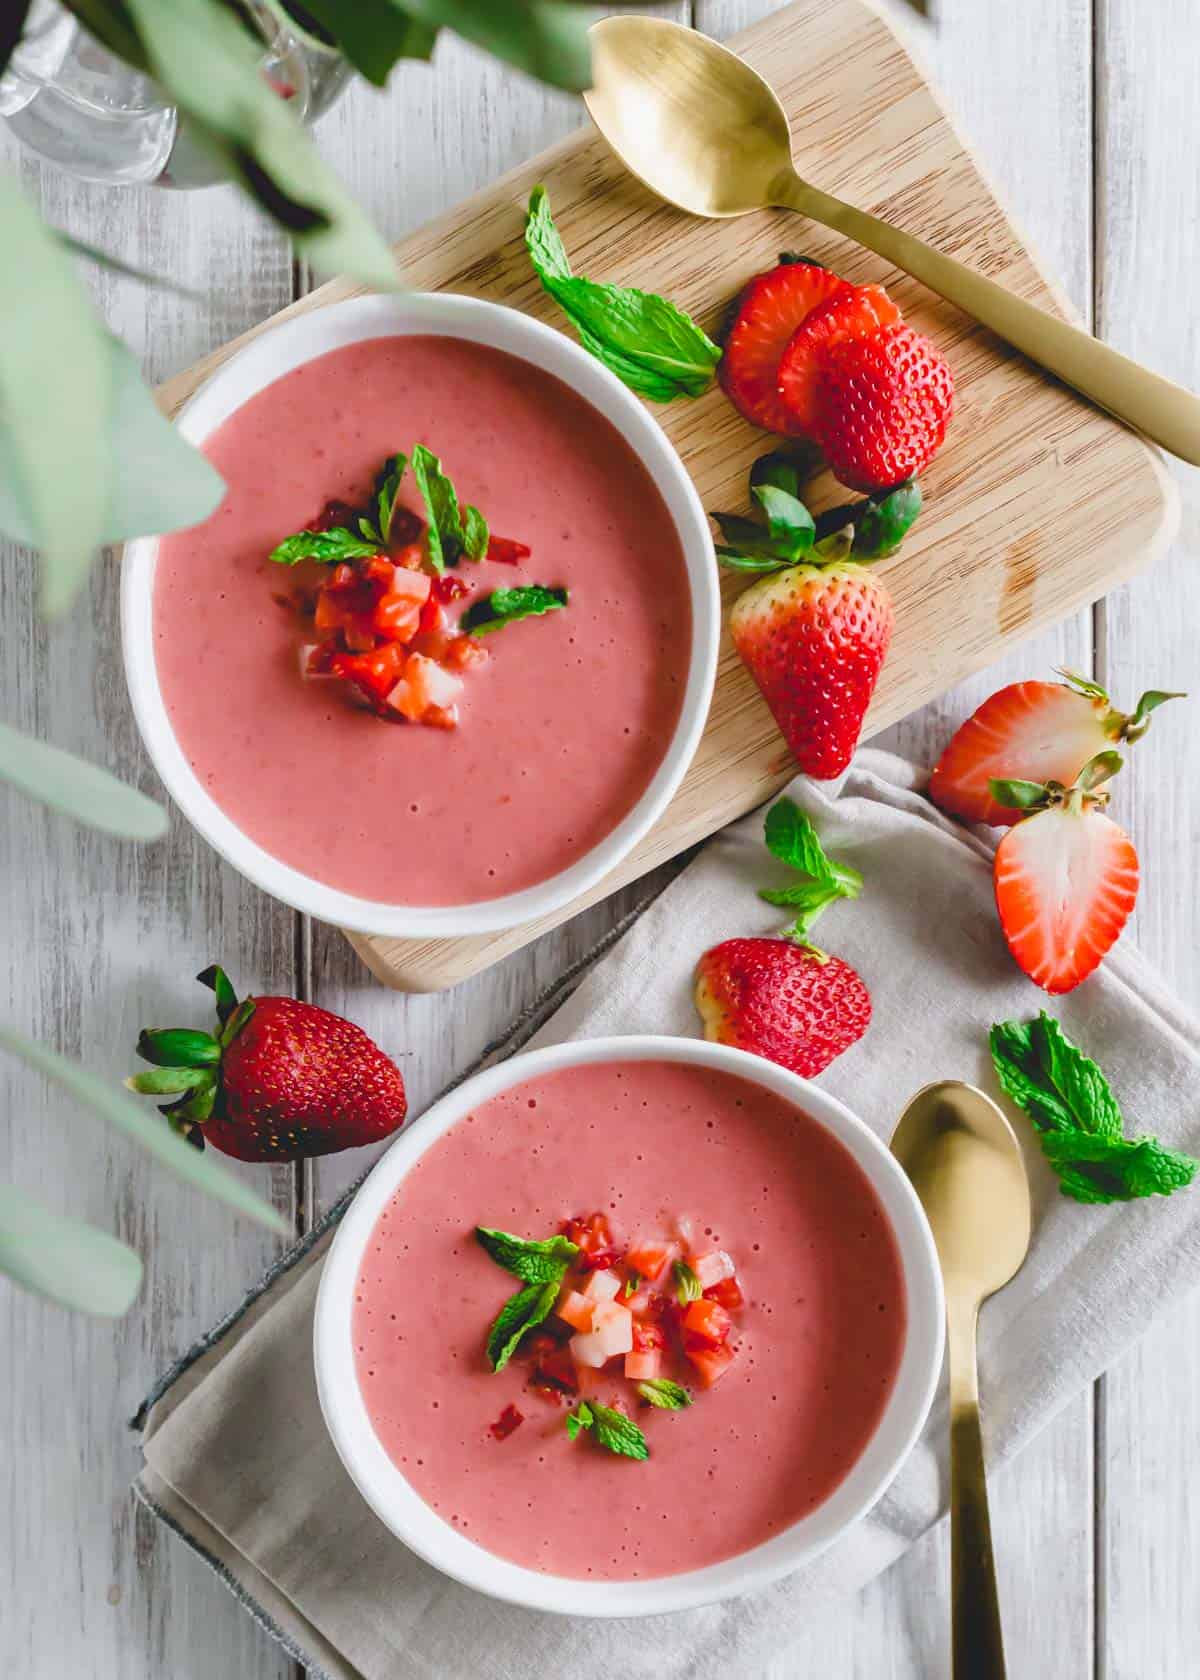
319, 1043, 942, 1605
155, 336, 689, 905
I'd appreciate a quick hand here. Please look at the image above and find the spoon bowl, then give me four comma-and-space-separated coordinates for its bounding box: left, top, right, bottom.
584, 14, 1200, 465
892, 1081, 1033, 1680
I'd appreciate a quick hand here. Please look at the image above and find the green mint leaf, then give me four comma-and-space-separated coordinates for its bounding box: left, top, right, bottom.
623, 1271, 640, 1299
374, 451, 408, 543
410, 444, 464, 573
525, 187, 719, 402
475, 1225, 579, 1283
990, 1014, 1198, 1206
270, 528, 381, 565
485, 1277, 561, 1372
673, 1259, 702, 1305
565, 1401, 593, 1442
750, 483, 815, 559
358, 516, 380, 543
588, 1401, 649, 1460
636, 1379, 692, 1410
462, 585, 567, 636
1031, 1012, 1123, 1141
760, 799, 862, 942
461, 503, 490, 561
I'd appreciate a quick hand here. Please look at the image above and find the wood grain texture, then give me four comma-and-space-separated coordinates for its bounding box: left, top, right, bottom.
0, 146, 297, 1680
1092, 3, 1200, 1674
298, 0, 1170, 990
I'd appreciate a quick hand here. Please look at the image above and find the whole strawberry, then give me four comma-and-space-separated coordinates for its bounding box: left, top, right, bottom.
813, 322, 954, 492
694, 797, 871, 1076
127, 966, 407, 1161
714, 457, 915, 779
696, 940, 871, 1076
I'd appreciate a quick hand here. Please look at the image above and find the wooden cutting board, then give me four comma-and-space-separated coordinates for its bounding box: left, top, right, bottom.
157, 0, 1175, 993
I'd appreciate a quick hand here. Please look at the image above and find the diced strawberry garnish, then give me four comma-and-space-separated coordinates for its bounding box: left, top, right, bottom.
625, 1350, 663, 1382
423, 704, 459, 731
624, 1239, 676, 1282
527, 1337, 579, 1402
487, 536, 531, 565
558, 1290, 594, 1334
417, 597, 446, 638
387, 653, 463, 724
329, 642, 408, 709
561, 1212, 622, 1272
632, 1321, 666, 1353
682, 1297, 732, 1350
687, 1343, 737, 1388
489, 1402, 524, 1440
704, 1276, 745, 1312
690, 1250, 736, 1291
442, 634, 488, 673
433, 573, 471, 603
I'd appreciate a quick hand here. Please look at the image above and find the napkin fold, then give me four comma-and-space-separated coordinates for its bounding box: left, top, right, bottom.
135, 751, 1200, 1680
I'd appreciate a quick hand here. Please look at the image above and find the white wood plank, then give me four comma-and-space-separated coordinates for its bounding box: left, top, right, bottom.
1092, 3, 1200, 1673
0, 140, 296, 1680
694, 1, 1097, 1674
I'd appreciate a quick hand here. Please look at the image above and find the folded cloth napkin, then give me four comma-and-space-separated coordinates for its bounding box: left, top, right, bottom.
135, 750, 1200, 1680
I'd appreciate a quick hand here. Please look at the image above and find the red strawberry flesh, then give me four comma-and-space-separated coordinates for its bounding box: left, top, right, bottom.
720, 260, 844, 435
777, 282, 901, 435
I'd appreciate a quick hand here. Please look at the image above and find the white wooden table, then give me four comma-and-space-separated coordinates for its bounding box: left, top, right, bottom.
2, 2, 1197, 1674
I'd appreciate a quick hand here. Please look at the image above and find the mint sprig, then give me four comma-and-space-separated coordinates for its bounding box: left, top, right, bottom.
485, 1277, 562, 1373
356, 451, 408, 547
565, 1400, 649, 1460
672, 1259, 702, 1305
759, 797, 863, 945
475, 1225, 579, 1283
462, 585, 567, 636
410, 443, 489, 573
989, 1012, 1198, 1204
269, 528, 381, 566
525, 186, 720, 403
636, 1378, 692, 1411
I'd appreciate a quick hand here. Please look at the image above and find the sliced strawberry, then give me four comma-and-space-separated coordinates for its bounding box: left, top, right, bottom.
720, 259, 844, 434
777, 282, 901, 434
625, 1238, 676, 1282
489, 1403, 524, 1440
813, 322, 955, 492
931, 675, 1181, 827
993, 796, 1138, 994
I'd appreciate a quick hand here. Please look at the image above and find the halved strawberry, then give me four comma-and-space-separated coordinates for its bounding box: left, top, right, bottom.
931, 673, 1183, 827
992, 756, 1139, 994
777, 282, 901, 434
720, 258, 844, 434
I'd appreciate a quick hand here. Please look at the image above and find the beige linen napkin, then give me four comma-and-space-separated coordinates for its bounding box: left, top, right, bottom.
135, 750, 1200, 1680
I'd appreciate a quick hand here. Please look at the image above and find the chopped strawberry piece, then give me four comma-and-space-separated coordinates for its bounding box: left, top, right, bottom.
433, 573, 471, 603
690, 1250, 736, 1291
582, 1268, 621, 1305
417, 597, 446, 638
687, 1343, 737, 1388
303, 640, 338, 676
558, 1290, 594, 1333
387, 653, 463, 724
442, 634, 488, 673
329, 642, 407, 709
704, 1276, 745, 1312
423, 704, 458, 730
527, 1337, 579, 1402
487, 536, 531, 565
625, 1350, 663, 1382
392, 539, 426, 571
625, 1239, 676, 1282
561, 1212, 623, 1272
489, 1403, 524, 1440
682, 1298, 732, 1349
632, 1321, 666, 1353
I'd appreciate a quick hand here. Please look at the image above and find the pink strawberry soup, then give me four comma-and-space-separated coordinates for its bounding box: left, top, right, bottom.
353, 1058, 908, 1581
152, 335, 693, 906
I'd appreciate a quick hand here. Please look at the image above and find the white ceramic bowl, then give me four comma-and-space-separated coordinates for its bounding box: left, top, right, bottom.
314, 1035, 945, 1617
122, 294, 720, 937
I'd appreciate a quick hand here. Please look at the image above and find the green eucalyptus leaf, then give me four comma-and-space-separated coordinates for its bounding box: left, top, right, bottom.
0, 1026, 287, 1234
289, 0, 438, 85
0, 173, 112, 615
124, 0, 399, 287
0, 335, 226, 561
0, 1183, 143, 1316
0, 721, 168, 840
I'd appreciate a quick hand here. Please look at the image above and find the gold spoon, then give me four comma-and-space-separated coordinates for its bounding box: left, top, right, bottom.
584, 15, 1200, 465
892, 1081, 1032, 1680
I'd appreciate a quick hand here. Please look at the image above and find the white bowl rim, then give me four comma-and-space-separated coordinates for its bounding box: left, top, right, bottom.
121, 292, 720, 937
313, 1034, 945, 1618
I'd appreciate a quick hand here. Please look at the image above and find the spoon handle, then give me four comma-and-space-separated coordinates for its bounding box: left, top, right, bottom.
780, 174, 1200, 466
947, 1302, 1007, 1680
